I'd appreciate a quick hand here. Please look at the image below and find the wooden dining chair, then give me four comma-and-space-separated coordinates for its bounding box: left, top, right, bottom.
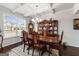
21, 30, 27, 52
21, 30, 33, 54
50, 31, 64, 56
59, 31, 64, 55
0, 35, 3, 52
30, 31, 46, 56
59, 31, 64, 45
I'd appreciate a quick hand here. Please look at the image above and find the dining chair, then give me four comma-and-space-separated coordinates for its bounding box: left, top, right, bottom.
21, 30, 33, 54
30, 31, 46, 56
0, 35, 3, 52
50, 31, 64, 56
59, 31, 64, 55
59, 31, 64, 45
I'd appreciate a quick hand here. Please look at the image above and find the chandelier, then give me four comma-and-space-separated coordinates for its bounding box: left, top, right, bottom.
32, 5, 40, 23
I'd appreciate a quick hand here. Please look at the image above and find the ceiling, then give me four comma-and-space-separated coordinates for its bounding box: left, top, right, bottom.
0, 3, 75, 17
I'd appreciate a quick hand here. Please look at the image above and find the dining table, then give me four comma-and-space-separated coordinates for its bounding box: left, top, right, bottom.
28, 34, 59, 55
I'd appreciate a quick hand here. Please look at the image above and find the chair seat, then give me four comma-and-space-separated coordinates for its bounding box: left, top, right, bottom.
50, 43, 60, 50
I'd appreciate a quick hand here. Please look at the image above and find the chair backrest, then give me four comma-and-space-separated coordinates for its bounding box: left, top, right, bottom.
21, 30, 28, 43
59, 31, 64, 44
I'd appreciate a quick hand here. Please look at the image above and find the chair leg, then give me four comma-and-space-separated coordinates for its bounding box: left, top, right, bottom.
58, 46, 62, 56
39, 49, 40, 56
28, 47, 30, 54
23, 44, 25, 52
48, 46, 50, 56
59, 48, 62, 56
32, 48, 34, 56
39, 48, 41, 56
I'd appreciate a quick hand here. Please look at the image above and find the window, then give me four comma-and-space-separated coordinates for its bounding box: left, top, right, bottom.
16, 19, 26, 36
4, 16, 26, 38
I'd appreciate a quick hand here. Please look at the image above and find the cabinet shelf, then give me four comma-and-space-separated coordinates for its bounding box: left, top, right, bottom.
38, 19, 58, 36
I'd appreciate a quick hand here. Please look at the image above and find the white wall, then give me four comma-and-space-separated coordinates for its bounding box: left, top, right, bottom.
39, 9, 79, 47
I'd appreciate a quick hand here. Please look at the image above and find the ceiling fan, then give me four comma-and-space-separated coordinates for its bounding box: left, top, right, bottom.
49, 3, 56, 14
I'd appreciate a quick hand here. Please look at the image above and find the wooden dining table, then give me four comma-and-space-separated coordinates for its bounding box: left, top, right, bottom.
28, 34, 59, 43
28, 34, 59, 55
39, 35, 59, 43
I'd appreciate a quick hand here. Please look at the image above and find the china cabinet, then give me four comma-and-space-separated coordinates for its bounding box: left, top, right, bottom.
38, 18, 58, 36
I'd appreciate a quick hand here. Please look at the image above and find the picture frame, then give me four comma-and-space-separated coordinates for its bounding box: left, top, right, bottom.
73, 18, 79, 29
